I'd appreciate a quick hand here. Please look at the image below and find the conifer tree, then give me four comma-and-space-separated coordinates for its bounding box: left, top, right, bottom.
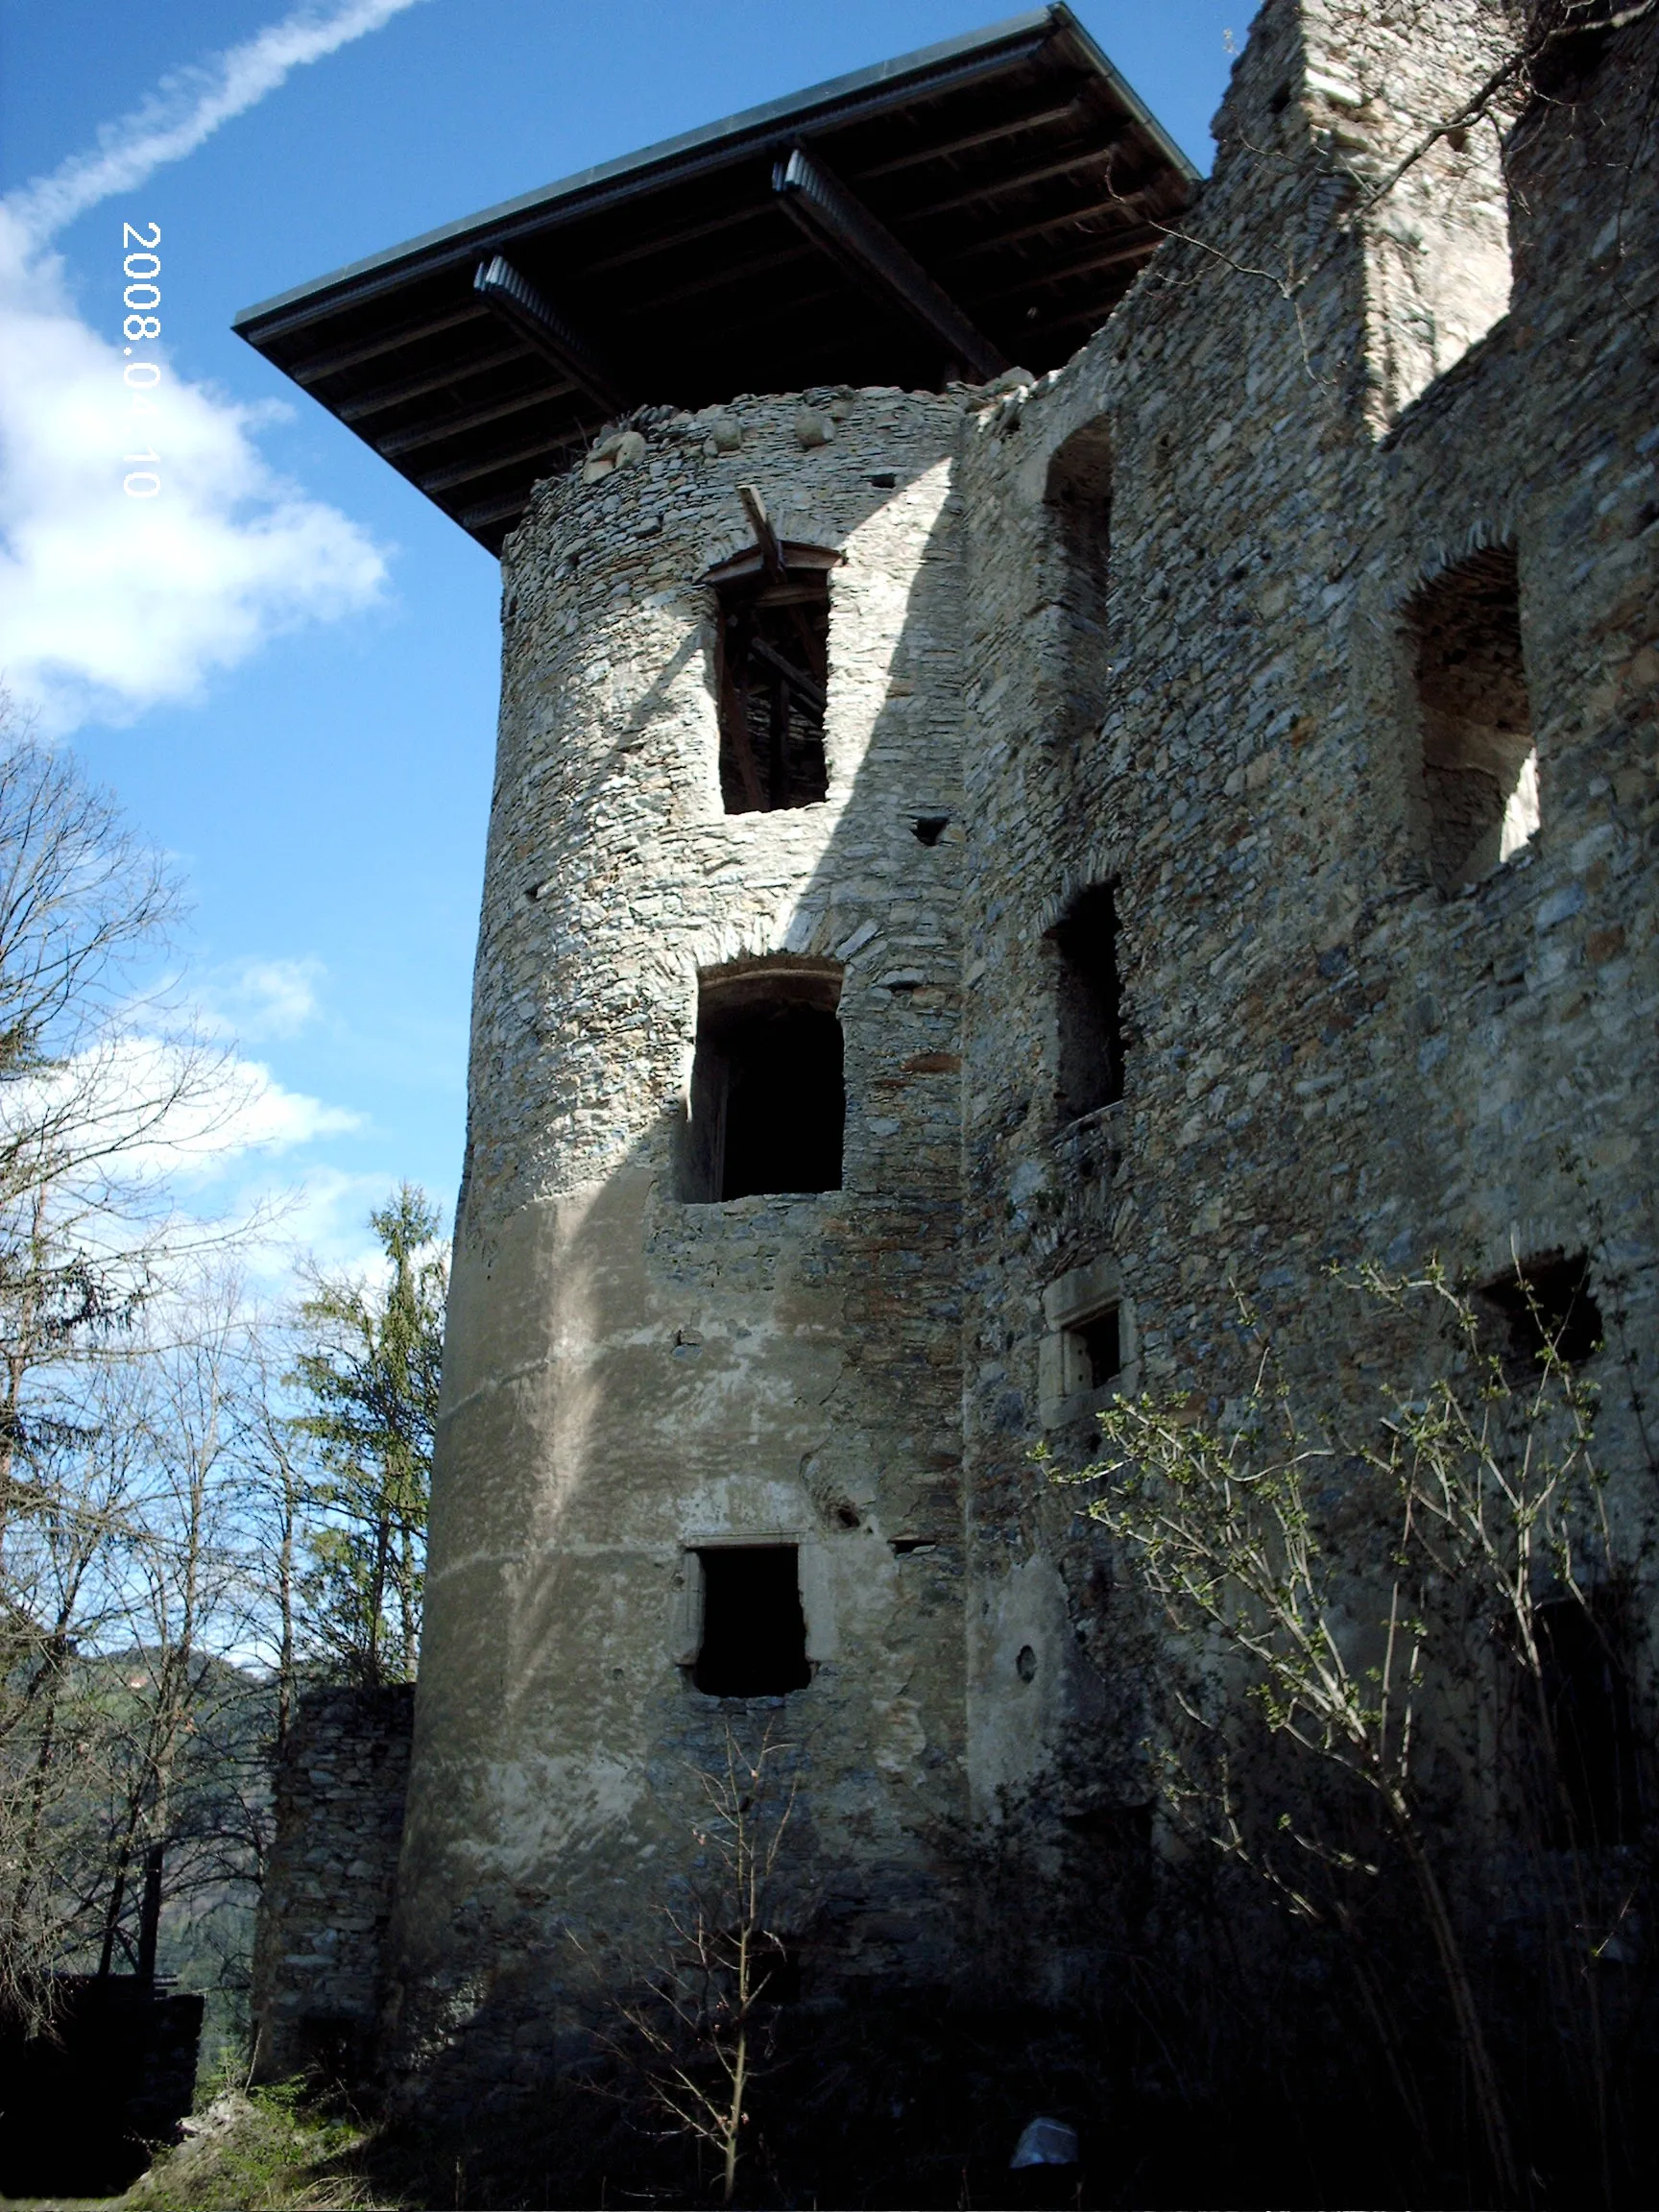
288, 1186, 445, 1686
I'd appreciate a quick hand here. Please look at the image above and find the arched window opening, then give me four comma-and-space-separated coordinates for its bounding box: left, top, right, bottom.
1048, 884, 1122, 1124
709, 546, 835, 814
1407, 546, 1536, 893
680, 963, 844, 1202
1045, 419, 1113, 741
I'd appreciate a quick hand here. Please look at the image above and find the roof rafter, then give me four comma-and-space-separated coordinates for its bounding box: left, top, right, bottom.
290, 304, 491, 387
473, 255, 627, 418
379, 382, 578, 458
977, 224, 1165, 302
851, 92, 1086, 180
901, 131, 1138, 223
415, 426, 582, 494
772, 146, 1008, 382
339, 342, 530, 421
939, 187, 1164, 266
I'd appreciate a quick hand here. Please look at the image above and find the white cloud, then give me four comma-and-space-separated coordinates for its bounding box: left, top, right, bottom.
0, 233, 389, 733
196, 955, 326, 1043
171, 1048, 363, 1174
2, 1029, 362, 1188
0, 0, 425, 733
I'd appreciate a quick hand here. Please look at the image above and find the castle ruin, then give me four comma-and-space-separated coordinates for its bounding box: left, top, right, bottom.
240, 0, 1658, 2144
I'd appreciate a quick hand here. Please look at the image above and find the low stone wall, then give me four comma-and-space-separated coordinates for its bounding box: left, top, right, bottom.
252, 1684, 414, 2080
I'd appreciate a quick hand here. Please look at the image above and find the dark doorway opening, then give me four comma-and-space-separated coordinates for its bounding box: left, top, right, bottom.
716, 563, 830, 813
694, 1547, 811, 1697
682, 965, 844, 1202
1049, 883, 1123, 1122
1535, 1591, 1641, 1846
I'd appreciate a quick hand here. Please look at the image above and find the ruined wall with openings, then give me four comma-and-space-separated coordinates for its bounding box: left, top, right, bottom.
247, 0, 1659, 2104
951, 0, 1658, 1991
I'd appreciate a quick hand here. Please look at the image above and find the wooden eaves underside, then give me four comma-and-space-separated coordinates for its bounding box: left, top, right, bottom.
232, 5, 1197, 554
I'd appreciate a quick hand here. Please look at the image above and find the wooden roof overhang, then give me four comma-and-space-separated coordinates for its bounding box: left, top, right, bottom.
232, 5, 1197, 555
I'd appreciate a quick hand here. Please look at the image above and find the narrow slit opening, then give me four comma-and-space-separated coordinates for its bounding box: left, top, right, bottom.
1048, 883, 1123, 1123
1407, 546, 1535, 892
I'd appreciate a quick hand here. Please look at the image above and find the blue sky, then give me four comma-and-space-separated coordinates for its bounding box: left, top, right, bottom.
0, 0, 1251, 1280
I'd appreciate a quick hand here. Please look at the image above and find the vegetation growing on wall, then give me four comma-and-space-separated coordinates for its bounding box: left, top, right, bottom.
1046, 1263, 1654, 2205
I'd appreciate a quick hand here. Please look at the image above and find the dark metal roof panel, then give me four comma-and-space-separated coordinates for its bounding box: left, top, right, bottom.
234, 6, 1196, 553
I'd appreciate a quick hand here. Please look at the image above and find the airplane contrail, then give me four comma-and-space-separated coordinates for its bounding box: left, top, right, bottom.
4, 0, 425, 251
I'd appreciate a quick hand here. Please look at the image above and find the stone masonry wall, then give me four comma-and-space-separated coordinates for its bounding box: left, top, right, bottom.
252, 1686, 414, 2079
952, 0, 1658, 1993
382, 388, 987, 2107
276, 0, 1659, 2101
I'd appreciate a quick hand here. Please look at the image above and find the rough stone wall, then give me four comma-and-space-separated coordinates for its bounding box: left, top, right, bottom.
286, 0, 1659, 2101
251, 1686, 414, 2078
1303, 0, 1518, 423
952, 0, 1658, 1993
382, 390, 980, 2105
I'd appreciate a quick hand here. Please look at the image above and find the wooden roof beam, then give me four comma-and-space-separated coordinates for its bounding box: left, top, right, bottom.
456, 489, 541, 533
771, 146, 1007, 383
289, 303, 491, 387
901, 128, 1140, 223
739, 485, 786, 580
941, 190, 1163, 266
415, 426, 581, 495
851, 91, 1087, 181
473, 254, 627, 418
338, 342, 532, 421
976, 224, 1165, 302
378, 381, 579, 458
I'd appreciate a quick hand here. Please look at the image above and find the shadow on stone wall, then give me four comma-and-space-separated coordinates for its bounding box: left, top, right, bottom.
0, 1977, 204, 2197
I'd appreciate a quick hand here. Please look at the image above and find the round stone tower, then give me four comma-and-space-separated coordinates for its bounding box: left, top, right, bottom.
382, 386, 974, 2095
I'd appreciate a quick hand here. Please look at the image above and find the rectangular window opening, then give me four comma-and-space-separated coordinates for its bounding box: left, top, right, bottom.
1074, 1307, 1121, 1391
716, 571, 830, 814
1049, 883, 1123, 1123
681, 966, 844, 1202
693, 1546, 811, 1698
1408, 546, 1536, 892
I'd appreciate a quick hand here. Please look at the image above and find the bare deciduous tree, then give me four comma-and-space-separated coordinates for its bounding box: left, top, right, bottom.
1049, 1261, 1647, 2204
599, 1726, 801, 2206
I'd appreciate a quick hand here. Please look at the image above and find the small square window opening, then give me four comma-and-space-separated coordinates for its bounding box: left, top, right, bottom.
1062, 1305, 1121, 1398
1075, 1308, 1121, 1390
693, 1546, 811, 1698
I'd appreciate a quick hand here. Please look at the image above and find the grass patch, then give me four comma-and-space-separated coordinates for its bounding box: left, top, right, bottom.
120, 2081, 386, 2212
